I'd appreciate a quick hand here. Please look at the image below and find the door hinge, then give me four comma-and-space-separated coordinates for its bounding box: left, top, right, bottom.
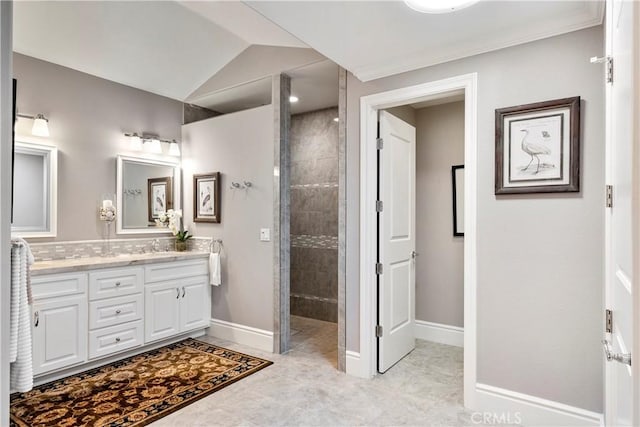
375, 263, 383, 275
376, 200, 383, 212
590, 56, 613, 84
606, 185, 613, 208
606, 309, 613, 333
376, 138, 384, 150
376, 325, 383, 337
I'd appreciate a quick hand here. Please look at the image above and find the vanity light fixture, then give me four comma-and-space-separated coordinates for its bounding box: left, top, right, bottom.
124, 132, 180, 156
404, 0, 478, 13
17, 112, 50, 137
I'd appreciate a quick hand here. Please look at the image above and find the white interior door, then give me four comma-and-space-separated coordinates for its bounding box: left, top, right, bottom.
378, 111, 416, 373
604, 0, 637, 425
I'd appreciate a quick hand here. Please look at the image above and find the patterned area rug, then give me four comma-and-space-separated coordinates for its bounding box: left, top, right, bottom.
10, 338, 272, 426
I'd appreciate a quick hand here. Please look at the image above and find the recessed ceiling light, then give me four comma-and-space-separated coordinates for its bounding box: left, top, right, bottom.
289, 95, 299, 103
404, 0, 478, 14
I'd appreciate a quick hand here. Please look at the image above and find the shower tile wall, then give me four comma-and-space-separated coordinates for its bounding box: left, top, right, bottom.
290, 107, 338, 323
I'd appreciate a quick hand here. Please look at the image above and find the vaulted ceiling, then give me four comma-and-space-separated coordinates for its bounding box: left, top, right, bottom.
13, 1, 604, 107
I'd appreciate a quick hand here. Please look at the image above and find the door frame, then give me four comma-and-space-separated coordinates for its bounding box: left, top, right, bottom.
357, 73, 478, 408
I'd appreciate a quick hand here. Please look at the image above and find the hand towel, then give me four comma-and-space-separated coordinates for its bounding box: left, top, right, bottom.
209, 253, 221, 286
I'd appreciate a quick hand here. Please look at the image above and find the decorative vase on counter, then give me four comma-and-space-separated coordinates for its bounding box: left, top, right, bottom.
175, 240, 188, 252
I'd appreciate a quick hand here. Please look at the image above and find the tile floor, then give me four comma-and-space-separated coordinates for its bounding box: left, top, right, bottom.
153, 316, 473, 426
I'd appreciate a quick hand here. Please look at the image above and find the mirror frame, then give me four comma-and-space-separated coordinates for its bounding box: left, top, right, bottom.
12, 141, 58, 238
116, 155, 181, 235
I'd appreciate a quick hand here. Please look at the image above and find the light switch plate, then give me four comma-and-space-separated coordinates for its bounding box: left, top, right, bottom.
260, 228, 271, 242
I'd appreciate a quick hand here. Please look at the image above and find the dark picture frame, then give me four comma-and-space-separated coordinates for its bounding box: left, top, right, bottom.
193, 172, 221, 223
147, 177, 173, 222
495, 96, 580, 194
452, 165, 464, 237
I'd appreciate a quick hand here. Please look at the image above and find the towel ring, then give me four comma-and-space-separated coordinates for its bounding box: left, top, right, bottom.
210, 239, 223, 254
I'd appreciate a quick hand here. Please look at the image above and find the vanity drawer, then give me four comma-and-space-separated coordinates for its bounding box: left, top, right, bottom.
31, 273, 87, 300
89, 294, 143, 330
145, 259, 208, 283
89, 267, 143, 300
88, 320, 143, 360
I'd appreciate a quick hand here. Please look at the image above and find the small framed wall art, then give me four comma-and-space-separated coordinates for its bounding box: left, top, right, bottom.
193, 172, 221, 223
495, 96, 580, 194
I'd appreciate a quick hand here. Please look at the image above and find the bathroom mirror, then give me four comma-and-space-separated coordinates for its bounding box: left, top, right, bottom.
116, 155, 181, 234
12, 141, 58, 238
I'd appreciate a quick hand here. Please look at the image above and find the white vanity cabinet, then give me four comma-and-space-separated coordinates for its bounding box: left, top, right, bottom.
30, 255, 210, 380
144, 259, 210, 343
31, 273, 88, 376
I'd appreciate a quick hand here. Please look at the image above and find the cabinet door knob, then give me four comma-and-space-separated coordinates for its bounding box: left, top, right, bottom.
115, 309, 121, 315
176, 288, 180, 299
34, 311, 39, 327
115, 282, 121, 287
181, 287, 186, 298
115, 337, 121, 343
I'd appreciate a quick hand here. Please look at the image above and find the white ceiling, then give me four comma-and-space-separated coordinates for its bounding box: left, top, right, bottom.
246, 0, 604, 82
13, 1, 249, 101
13, 1, 604, 108
178, 1, 306, 49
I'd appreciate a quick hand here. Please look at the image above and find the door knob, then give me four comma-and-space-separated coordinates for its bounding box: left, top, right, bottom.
411, 251, 419, 259
602, 340, 632, 366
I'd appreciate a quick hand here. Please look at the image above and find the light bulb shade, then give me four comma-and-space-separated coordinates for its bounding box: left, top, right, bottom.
31, 114, 49, 137
144, 138, 162, 154
128, 134, 143, 151
404, 0, 478, 13
168, 141, 181, 156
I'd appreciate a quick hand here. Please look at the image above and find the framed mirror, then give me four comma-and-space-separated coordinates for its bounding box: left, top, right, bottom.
116, 155, 181, 235
12, 141, 58, 238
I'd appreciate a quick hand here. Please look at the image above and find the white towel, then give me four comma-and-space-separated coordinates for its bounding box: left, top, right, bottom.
209, 253, 221, 286
10, 238, 34, 393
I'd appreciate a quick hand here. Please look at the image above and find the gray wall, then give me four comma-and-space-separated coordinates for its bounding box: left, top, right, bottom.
346, 27, 604, 412
385, 105, 416, 127
290, 107, 339, 322
415, 102, 465, 327
182, 105, 275, 332
12, 53, 183, 241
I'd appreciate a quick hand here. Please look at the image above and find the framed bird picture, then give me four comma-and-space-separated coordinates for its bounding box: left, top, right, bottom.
495, 96, 580, 194
147, 176, 173, 222
193, 172, 221, 223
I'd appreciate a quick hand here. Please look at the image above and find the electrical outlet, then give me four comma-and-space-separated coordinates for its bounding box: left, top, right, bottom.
260, 228, 271, 242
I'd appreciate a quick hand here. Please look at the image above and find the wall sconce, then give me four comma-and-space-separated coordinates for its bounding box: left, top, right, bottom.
124, 133, 180, 156
17, 112, 50, 137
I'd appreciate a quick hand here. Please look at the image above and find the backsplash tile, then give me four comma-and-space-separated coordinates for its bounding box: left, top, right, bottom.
28, 237, 214, 262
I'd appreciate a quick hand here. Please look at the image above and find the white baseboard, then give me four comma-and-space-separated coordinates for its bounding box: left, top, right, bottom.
346, 350, 371, 378
475, 383, 603, 427
415, 320, 464, 347
208, 318, 274, 353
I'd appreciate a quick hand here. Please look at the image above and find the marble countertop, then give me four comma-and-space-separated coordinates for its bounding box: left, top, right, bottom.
31, 251, 210, 276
